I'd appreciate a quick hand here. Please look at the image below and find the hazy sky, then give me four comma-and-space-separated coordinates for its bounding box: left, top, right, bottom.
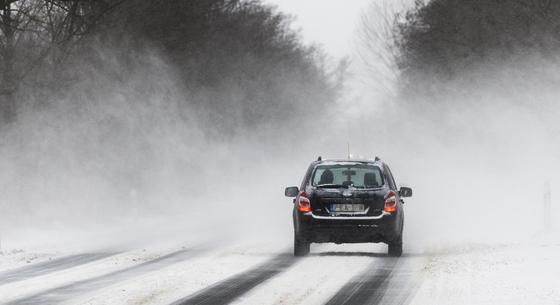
265, 0, 373, 58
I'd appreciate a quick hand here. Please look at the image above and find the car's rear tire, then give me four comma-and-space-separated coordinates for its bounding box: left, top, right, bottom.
388, 237, 403, 257
294, 235, 310, 257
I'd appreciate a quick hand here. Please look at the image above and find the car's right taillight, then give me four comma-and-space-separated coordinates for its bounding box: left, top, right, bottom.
384, 191, 398, 213
297, 192, 312, 213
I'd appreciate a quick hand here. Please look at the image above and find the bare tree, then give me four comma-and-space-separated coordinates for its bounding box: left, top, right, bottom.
0, 0, 19, 121
358, 0, 408, 97
0, 0, 120, 123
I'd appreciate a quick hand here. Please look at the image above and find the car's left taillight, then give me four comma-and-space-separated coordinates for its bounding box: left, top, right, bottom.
384, 191, 398, 213
297, 191, 312, 213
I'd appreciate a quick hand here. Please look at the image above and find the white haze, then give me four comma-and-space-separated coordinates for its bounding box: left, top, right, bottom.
1, 17, 560, 254
265, 0, 372, 58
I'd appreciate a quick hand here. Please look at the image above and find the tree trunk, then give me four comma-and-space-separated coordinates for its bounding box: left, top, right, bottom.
1, 1, 17, 123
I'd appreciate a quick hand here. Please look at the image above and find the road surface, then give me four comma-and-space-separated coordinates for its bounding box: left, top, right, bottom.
0, 241, 558, 305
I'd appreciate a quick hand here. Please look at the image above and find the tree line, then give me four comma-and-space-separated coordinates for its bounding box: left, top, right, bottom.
0, 0, 341, 128
362, 0, 560, 98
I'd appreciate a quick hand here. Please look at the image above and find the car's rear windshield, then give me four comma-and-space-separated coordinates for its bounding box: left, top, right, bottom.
311, 163, 384, 188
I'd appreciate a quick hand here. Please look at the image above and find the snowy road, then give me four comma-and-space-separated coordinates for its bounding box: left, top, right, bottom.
170, 252, 295, 305
5, 248, 204, 305
0, 252, 119, 286
325, 256, 400, 305
0, 240, 559, 305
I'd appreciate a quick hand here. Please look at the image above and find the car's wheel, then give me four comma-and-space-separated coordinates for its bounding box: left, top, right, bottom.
388, 237, 403, 257
294, 234, 310, 257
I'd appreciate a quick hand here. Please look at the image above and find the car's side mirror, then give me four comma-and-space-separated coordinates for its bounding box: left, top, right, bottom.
285, 186, 299, 197
399, 187, 413, 197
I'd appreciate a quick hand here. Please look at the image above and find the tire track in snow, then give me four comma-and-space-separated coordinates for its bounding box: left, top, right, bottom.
325, 257, 399, 305
376, 258, 425, 305
0, 252, 119, 286
4, 248, 204, 305
169, 252, 296, 305
324, 254, 425, 305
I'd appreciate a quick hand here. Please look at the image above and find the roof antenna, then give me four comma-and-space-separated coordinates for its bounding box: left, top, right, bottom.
347, 143, 350, 159
317, 156, 322, 161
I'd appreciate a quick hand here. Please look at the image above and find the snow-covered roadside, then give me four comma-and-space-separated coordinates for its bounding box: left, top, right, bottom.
0, 248, 57, 273
410, 235, 560, 305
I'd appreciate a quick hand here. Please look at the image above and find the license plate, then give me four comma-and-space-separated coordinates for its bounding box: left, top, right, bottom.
331, 204, 365, 213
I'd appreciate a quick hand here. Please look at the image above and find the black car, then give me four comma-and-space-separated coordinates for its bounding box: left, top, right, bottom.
285, 157, 412, 257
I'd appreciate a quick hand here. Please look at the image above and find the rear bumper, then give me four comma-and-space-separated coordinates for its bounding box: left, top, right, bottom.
295, 211, 401, 244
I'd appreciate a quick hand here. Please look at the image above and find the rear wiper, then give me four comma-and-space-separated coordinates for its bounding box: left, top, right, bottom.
315, 184, 347, 189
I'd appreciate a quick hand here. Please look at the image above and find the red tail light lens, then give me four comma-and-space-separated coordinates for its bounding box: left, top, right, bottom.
384, 191, 398, 213
297, 192, 312, 213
